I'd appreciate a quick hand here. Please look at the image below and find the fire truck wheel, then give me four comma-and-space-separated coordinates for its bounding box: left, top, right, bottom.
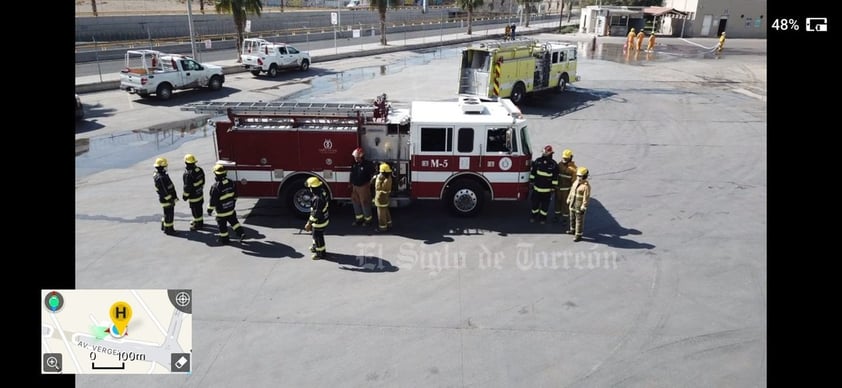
281, 178, 313, 219
299, 59, 310, 72
268, 65, 279, 78
510, 82, 526, 105
250, 70, 262, 76
446, 180, 484, 217
556, 74, 569, 93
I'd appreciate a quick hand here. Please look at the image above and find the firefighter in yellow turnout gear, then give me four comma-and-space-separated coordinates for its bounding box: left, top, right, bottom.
553, 149, 578, 226
374, 163, 393, 232
716, 32, 726, 53
566, 167, 591, 242
636, 30, 645, 51
626, 28, 636, 51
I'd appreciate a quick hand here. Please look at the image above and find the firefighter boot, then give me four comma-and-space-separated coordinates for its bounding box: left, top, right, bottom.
217, 236, 230, 245
310, 244, 317, 253
238, 230, 246, 242
190, 221, 204, 231
164, 226, 177, 236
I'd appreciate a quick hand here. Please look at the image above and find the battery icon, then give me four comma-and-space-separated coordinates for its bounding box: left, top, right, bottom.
806, 18, 828, 32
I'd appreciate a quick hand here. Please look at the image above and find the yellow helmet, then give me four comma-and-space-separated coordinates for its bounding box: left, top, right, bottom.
631, 28, 635, 32
577, 167, 589, 177
562, 149, 573, 160
305, 176, 323, 188
154, 157, 168, 168
213, 164, 227, 175
379, 163, 392, 173
184, 154, 197, 164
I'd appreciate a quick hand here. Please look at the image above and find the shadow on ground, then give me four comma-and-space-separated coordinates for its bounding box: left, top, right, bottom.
521, 87, 617, 118
240, 195, 654, 250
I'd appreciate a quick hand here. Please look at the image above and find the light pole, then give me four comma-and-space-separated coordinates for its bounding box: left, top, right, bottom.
186, 0, 197, 59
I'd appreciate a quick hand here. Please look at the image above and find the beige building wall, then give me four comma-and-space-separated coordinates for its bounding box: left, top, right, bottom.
665, 0, 766, 38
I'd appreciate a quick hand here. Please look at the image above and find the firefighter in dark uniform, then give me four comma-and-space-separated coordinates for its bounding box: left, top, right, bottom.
182, 154, 206, 231
207, 164, 245, 244
303, 177, 330, 260
153, 157, 178, 236
349, 147, 375, 226
529, 145, 559, 224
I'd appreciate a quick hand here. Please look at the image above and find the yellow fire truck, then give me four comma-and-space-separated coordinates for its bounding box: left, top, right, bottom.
458, 39, 580, 105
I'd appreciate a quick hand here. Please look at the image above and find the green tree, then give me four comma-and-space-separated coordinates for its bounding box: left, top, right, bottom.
370, 0, 402, 46
457, 0, 485, 35
215, 0, 264, 61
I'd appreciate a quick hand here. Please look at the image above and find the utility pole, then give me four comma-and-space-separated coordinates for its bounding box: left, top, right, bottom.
187, 0, 198, 59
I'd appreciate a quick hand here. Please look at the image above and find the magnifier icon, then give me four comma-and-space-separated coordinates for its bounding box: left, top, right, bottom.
46, 356, 60, 371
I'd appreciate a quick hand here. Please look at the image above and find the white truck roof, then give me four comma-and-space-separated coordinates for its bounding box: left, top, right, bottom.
410, 96, 523, 125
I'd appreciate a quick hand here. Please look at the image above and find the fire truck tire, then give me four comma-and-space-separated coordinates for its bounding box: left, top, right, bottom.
268, 64, 279, 78
446, 179, 484, 217
556, 74, 569, 93
281, 178, 312, 219
156, 83, 173, 101
250, 70, 262, 76
208, 75, 223, 91
510, 82, 526, 105
299, 59, 310, 72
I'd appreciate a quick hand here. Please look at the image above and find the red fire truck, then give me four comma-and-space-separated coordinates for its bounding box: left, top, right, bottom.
182, 94, 534, 217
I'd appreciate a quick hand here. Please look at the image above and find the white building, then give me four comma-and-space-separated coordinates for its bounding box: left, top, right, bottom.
579, 0, 766, 38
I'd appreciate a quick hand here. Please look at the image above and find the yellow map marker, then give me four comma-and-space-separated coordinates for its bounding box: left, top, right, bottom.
109, 301, 132, 337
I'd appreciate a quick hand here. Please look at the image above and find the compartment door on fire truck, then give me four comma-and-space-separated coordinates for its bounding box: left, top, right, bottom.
414, 126, 454, 198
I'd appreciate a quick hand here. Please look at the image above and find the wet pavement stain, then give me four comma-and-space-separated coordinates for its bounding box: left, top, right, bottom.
284, 46, 464, 99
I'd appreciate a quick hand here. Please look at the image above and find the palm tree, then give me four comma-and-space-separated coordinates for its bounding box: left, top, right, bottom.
215, 0, 264, 62
370, 0, 401, 46
456, 0, 484, 35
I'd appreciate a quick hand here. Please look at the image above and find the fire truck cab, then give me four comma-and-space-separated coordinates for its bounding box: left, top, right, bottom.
183, 94, 533, 218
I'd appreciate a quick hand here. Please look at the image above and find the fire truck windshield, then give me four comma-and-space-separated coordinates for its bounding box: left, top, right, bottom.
520, 126, 531, 156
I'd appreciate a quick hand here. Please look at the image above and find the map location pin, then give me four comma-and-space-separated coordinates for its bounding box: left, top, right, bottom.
109, 301, 132, 337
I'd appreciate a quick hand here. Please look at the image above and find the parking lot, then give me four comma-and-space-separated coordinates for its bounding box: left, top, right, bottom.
75, 34, 766, 387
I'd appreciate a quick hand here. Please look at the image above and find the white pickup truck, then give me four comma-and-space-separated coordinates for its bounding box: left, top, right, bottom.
119, 50, 225, 100
241, 43, 311, 77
